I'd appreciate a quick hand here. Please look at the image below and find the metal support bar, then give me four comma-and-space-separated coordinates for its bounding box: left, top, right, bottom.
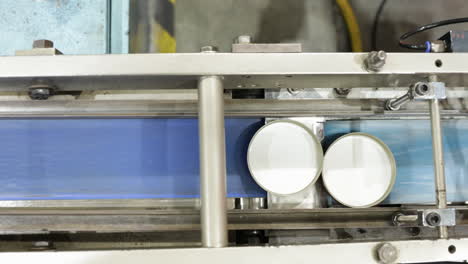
430, 97, 449, 239
198, 75, 228, 248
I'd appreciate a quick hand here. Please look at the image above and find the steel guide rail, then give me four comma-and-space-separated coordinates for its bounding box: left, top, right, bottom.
0, 52, 465, 246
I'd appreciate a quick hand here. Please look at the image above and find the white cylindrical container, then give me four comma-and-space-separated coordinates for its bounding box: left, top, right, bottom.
322, 132, 396, 208
247, 120, 323, 195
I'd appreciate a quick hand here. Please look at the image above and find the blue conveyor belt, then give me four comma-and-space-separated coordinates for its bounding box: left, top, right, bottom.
0, 118, 265, 200
325, 119, 468, 204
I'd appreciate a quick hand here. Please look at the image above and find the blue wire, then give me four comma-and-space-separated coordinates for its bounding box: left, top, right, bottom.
425, 41, 431, 53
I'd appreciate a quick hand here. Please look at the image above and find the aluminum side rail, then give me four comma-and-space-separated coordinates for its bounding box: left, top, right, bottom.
0, 53, 467, 91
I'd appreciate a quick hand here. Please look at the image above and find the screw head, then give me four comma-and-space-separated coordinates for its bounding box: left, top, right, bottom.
334, 88, 351, 97
377, 243, 398, 264
29, 88, 51, 100
200, 46, 218, 53
236, 35, 252, 44
413, 82, 430, 97
33, 39, 54, 49
426, 212, 442, 226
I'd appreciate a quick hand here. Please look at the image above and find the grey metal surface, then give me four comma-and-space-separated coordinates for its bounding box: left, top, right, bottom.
430, 96, 449, 238
1, 238, 467, 263
232, 43, 302, 53
198, 75, 228, 247
0, 99, 465, 118
0, 198, 236, 210
0, 207, 410, 234
422, 208, 456, 227
0, 53, 468, 91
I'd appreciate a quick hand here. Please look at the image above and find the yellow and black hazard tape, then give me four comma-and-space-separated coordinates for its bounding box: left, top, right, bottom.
154, 0, 176, 53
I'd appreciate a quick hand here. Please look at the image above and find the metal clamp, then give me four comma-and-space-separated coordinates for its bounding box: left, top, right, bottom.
421, 208, 456, 227
385, 82, 446, 111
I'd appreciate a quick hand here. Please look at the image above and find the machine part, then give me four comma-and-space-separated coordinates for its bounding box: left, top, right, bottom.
232, 43, 302, 53
392, 213, 419, 226
16, 39, 63, 56
431, 40, 447, 53
1, 238, 468, 263
334, 87, 351, 97
428, 77, 449, 239
365, 50, 386, 72
31, 241, 55, 251
425, 212, 442, 226
2, 53, 468, 91
377, 243, 398, 264
422, 209, 456, 227
198, 71, 228, 247
0, 198, 235, 209
385, 82, 445, 111
0, 207, 431, 234
0, 99, 466, 118
33, 40, 54, 49
235, 35, 252, 44
286, 88, 304, 95
235, 198, 266, 210
200, 45, 218, 53
322, 133, 396, 208
28, 83, 54, 100
439, 31, 468, 52
247, 120, 323, 195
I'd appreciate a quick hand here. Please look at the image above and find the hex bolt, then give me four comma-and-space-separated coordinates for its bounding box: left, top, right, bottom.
200, 46, 218, 53
236, 35, 252, 44
29, 88, 52, 100
426, 212, 442, 226
33, 39, 54, 49
366, 50, 387, 72
334, 88, 351, 97
377, 243, 398, 264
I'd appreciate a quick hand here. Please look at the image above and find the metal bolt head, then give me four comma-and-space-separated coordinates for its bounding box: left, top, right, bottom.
200, 46, 218, 53
413, 82, 430, 97
33, 39, 54, 49
366, 50, 387, 72
426, 212, 442, 226
377, 243, 398, 264
334, 88, 351, 97
29, 88, 52, 100
236, 35, 252, 44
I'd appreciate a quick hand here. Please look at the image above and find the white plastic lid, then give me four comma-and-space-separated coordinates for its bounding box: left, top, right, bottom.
247, 120, 323, 195
322, 133, 396, 208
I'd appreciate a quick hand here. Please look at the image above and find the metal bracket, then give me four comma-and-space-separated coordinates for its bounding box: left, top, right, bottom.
412, 82, 446, 100
385, 82, 446, 111
232, 35, 302, 53
421, 208, 456, 227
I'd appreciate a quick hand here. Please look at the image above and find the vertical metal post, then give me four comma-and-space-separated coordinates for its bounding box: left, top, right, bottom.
428, 77, 448, 239
198, 72, 228, 248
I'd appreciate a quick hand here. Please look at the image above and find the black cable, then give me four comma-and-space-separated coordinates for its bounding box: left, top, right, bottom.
371, 0, 387, 51
400, 17, 468, 50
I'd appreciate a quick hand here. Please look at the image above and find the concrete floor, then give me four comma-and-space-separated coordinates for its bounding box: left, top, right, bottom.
131, 0, 468, 53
